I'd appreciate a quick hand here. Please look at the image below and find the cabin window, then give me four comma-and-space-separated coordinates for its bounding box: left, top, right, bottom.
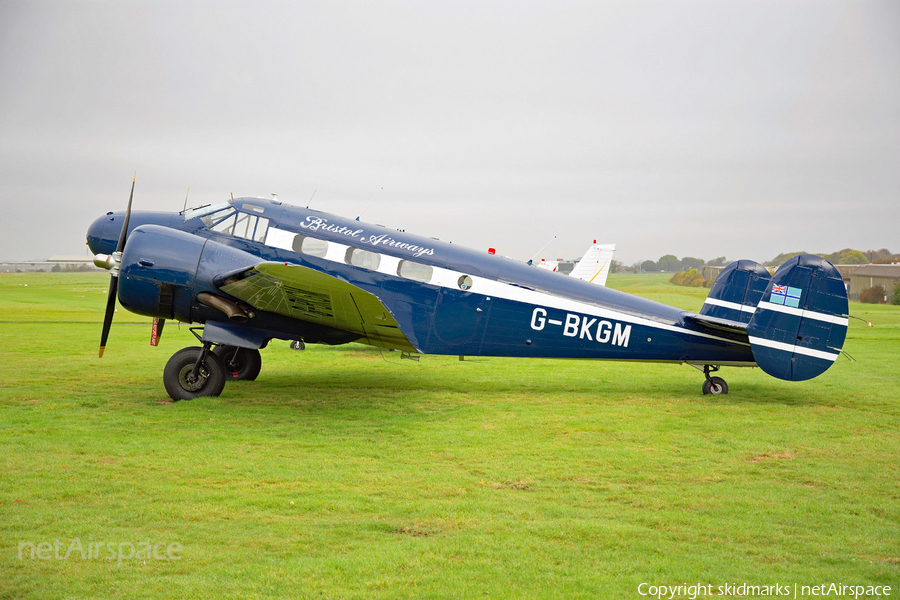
345, 247, 381, 270
293, 235, 329, 257
397, 260, 433, 282
458, 275, 473, 290
243, 203, 265, 213
210, 213, 237, 235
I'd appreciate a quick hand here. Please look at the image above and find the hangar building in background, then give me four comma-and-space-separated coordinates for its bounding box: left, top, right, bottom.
849, 264, 900, 302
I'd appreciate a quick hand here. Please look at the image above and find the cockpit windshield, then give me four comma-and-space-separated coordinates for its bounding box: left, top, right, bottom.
182, 202, 232, 223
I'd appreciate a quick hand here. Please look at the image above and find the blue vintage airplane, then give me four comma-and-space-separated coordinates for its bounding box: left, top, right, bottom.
86, 178, 850, 400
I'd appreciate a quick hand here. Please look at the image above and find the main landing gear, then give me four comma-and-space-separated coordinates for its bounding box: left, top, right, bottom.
163, 341, 263, 401
213, 345, 262, 381
701, 365, 728, 395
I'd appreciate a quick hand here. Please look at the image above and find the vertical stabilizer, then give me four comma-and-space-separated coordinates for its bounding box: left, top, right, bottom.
569, 243, 616, 286
701, 260, 771, 324
746, 255, 848, 381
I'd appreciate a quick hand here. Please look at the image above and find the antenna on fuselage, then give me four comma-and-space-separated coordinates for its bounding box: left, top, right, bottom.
182, 188, 190, 212
356, 187, 383, 221
529, 235, 557, 264
306, 189, 317, 208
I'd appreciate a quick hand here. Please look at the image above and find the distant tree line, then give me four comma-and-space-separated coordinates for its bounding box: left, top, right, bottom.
50, 263, 96, 272
619, 255, 722, 274
623, 248, 897, 274
618, 247, 899, 291
766, 248, 899, 267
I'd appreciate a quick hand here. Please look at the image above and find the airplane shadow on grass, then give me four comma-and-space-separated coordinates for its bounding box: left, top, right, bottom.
159, 356, 826, 410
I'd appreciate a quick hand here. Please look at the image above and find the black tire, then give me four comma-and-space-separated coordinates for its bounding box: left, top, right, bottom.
163, 347, 227, 401
213, 345, 262, 381
702, 376, 729, 395
290, 340, 305, 351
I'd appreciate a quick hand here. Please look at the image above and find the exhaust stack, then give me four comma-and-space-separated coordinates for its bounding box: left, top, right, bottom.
196, 292, 255, 323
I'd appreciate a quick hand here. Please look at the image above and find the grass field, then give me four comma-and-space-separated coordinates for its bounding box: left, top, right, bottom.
1, 272, 898, 599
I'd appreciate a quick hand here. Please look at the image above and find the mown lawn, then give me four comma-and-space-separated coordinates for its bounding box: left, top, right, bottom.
1, 272, 898, 599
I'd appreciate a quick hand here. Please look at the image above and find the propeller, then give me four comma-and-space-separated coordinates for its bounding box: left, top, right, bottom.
98, 173, 135, 357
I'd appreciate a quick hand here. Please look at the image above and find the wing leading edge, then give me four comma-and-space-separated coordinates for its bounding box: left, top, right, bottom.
218, 263, 419, 353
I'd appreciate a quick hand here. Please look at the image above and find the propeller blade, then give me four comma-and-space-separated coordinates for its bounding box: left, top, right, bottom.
116, 172, 136, 253
99, 275, 118, 357
99, 172, 135, 358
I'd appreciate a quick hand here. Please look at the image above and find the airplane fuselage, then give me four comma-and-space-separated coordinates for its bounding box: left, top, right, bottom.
87, 197, 754, 366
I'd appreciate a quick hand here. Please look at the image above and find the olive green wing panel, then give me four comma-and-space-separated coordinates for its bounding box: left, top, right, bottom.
218, 263, 418, 352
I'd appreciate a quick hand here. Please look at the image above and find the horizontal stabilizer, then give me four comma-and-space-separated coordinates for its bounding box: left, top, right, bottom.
701, 259, 771, 324
685, 313, 748, 336
746, 255, 848, 381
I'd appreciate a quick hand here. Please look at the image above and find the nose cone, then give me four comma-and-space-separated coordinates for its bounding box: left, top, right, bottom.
86, 213, 119, 255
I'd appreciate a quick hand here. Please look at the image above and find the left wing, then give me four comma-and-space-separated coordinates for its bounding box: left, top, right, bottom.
217, 263, 419, 352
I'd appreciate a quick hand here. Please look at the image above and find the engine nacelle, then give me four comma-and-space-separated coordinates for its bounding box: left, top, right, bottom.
118, 225, 258, 323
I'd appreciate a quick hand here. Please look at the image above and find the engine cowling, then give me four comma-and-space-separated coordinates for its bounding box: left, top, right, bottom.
117, 225, 258, 323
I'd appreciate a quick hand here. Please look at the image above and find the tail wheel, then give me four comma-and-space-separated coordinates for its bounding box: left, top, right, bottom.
702, 376, 729, 395
164, 346, 226, 401
213, 345, 262, 381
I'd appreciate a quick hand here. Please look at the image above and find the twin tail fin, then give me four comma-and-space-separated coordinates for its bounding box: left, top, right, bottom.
701, 255, 849, 382
745, 254, 849, 381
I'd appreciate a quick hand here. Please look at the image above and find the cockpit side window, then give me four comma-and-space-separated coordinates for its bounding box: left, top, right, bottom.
210, 212, 237, 234
184, 202, 232, 224
202, 208, 236, 229
253, 218, 269, 242
233, 212, 254, 239
198, 205, 268, 244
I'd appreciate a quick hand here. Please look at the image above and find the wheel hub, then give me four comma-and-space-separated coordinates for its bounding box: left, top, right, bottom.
178, 363, 209, 392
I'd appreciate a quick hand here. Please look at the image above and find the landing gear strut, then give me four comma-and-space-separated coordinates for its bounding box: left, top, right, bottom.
213, 345, 262, 381
163, 344, 226, 401
701, 365, 728, 395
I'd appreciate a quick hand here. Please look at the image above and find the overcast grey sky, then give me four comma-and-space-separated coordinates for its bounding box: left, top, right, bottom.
1, 0, 898, 264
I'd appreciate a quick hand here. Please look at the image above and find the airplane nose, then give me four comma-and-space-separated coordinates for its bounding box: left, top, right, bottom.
86, 213, 118, 255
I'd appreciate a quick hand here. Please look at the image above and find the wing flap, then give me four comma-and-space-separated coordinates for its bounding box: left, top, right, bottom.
218, 263, 419, 352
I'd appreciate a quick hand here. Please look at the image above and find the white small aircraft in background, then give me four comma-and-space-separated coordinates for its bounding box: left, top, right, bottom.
535, 259, 560, 272
536, 242, 616, 286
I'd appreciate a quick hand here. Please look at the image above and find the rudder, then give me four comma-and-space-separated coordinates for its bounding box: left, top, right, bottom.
746, 254, 848, 381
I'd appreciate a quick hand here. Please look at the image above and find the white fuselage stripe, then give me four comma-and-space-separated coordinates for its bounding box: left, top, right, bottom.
757, 301, 849, 326
747, 336, 840, 362
703, 298, 757, 313
266, 227, 746, 347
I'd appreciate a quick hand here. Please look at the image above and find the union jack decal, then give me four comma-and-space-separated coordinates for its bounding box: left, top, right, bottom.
770, 284, 802, 307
